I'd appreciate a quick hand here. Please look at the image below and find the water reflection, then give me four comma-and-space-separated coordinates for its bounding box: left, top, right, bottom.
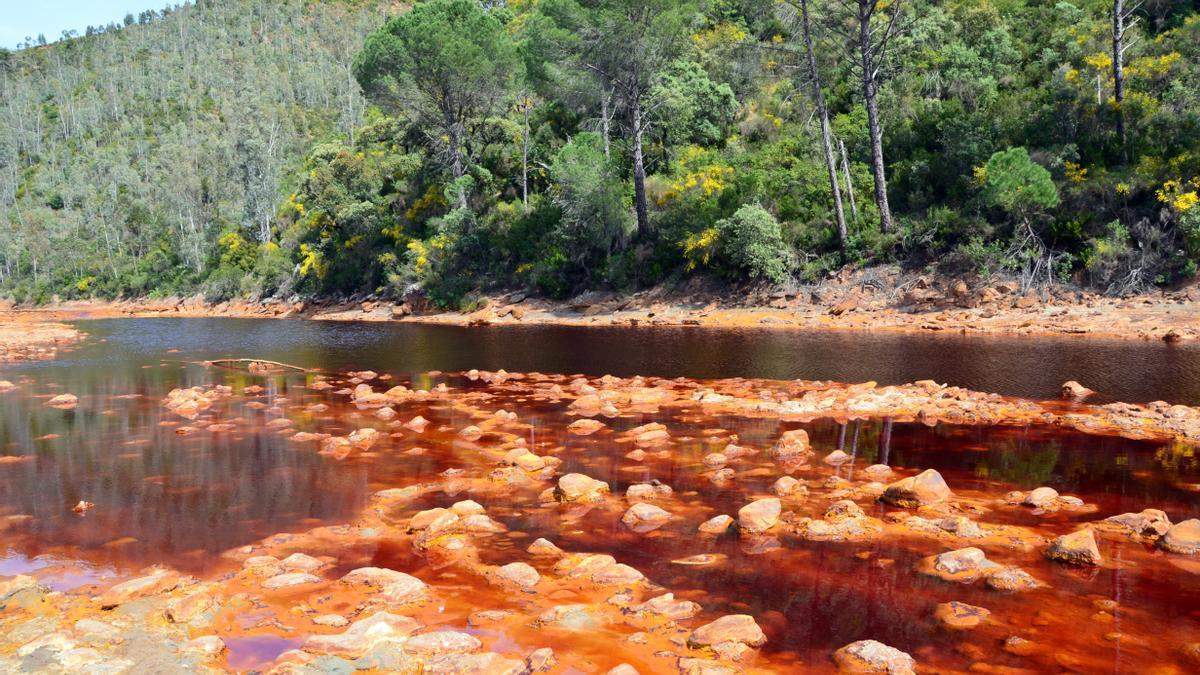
12, 317, 1200, 403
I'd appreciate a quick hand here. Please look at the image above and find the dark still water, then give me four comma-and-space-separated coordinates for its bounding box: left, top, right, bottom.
27, 317, 1200, 402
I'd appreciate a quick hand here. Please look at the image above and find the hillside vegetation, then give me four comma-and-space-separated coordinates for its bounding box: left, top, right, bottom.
2, 0, 1198, 306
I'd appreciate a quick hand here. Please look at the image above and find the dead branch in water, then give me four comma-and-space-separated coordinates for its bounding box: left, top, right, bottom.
204, 358, 310, 373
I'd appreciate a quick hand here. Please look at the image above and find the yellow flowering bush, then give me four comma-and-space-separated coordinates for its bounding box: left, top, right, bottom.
1157, 178, 1200, 212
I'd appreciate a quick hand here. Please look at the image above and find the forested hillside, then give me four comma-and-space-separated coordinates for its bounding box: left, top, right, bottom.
0, 0, 384, 299
2, 0, 1199, 306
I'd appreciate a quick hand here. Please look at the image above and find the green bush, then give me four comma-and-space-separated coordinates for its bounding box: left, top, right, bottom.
715, 204, 789, 283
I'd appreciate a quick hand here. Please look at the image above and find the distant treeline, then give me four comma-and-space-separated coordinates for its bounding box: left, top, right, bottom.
1, 0, 1198, 307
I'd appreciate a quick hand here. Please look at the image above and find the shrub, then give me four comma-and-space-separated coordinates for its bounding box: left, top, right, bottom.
715, 204, 789, 283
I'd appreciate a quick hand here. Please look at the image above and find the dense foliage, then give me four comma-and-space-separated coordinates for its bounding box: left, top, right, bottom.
2, 0, 1199, 304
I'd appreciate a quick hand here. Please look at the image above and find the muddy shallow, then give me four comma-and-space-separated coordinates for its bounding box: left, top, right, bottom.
1, 320, 1200, 673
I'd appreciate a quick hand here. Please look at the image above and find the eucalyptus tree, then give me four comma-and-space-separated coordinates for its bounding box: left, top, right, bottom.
354, 0, 518, 210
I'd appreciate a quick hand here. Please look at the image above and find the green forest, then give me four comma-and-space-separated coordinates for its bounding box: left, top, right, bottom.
1, 0, 1198, 307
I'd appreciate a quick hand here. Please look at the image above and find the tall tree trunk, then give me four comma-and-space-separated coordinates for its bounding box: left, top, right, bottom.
800, 0, 847, 251
521, 97, 530, 210
601, 88, 612, 161
447, 119, 468, 210
1112, 0, 1128, 159
630, 95, 649, 241
839, 138, 859, 223
861, 72, 892, 233
856, 0, 894, 233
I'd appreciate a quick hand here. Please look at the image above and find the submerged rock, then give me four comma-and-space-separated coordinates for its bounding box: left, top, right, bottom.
985, 567, 1041, 592
879, 469, 951, 507
537, 603, 605, 630
934, 601, 990, 630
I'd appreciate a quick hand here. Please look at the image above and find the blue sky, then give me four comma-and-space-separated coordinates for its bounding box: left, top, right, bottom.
1, 1, 159, 48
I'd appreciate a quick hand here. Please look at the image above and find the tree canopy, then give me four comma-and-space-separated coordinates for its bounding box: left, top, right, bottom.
1, 0, 1198, 304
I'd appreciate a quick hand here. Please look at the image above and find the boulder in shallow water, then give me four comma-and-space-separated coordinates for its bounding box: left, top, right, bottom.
699, 514, 734, 534
771, 475, 805, 497
621, 502, 672, 531
46, 393, 79, 408
97, 571, 179, 609
737, 498, 781, 533
833, 639, 915, 674
1045, 529, 1102, 565
1159, 519, 1200, 554
687, 614, 766, 648
880, 469, 951, 507
1060, 381, 1095, 400
303, 612, 420, 658
1022, 486, 1059, 508
555, 473, 609, 502
772, 429, 811, 458
489, 562, 540, 590
1099, 509, 1171, 540
918, 547, 1000, 582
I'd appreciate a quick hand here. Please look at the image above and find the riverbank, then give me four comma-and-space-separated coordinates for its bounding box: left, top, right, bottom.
6, 269, 1200, 342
